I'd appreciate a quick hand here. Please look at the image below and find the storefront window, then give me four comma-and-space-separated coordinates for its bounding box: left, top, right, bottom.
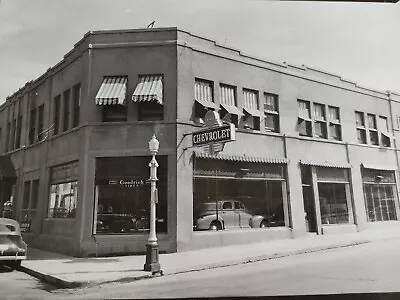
362, 169, 398, 222
318, 183, 349, 224
94, 156, 168, 234
193, 159, 286, 231
48, 182, 77, 219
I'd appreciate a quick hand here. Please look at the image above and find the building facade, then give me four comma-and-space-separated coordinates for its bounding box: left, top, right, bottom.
0, 27, 400, 257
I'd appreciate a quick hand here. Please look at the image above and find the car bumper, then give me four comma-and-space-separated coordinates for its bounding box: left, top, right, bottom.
0, 254, 27, 261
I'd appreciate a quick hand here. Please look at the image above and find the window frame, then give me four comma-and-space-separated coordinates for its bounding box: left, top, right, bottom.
328, 105, 342, 141
313, 103, 327, 139
297, 99, 312, 137
264, 93, 279, 133
355, 111, 367, 144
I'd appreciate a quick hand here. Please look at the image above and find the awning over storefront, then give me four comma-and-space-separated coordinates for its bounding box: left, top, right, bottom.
0, 155, 17, 182
361, 163, 397, 171
195, 98, 219, 110
220, 104, 244, 116
132, 75, 163, 104
194, 151, 288, 164
95, 76, 128, 105
243, 107, 262, 117
300, 160, 351, 169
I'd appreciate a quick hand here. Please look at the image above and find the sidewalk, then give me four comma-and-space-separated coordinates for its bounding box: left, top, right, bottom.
20, 228, 400, 289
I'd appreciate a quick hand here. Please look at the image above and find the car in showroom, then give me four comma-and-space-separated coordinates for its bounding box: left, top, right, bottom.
193, 200, 271, 231
0, 218, 27, 269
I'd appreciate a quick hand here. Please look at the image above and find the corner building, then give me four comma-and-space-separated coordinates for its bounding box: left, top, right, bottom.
1, 27, 400, 257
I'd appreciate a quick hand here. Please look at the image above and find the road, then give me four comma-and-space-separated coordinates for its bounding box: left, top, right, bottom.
61, 238, 400, 299
0, 265, 57, 300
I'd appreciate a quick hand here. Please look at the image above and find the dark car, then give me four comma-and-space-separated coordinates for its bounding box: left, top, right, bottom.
0, 218, 27, 269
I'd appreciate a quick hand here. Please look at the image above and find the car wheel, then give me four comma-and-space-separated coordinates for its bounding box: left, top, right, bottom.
209, 221, 223, 231
7, 260, 21, 270
260, 220, 268, 228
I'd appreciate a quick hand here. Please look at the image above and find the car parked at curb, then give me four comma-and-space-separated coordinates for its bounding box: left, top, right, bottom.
193, 200, 270, 231
0, 218, 27, 270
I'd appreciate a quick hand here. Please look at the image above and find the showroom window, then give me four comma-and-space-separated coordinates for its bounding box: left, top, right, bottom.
193, 158, 287, 231
362, 168, 398, 222
47, 161, 79, 219
93, 156, 168, 234
193, 79, 217, 124
297, 100, 312, 137
317, 167, 352, 225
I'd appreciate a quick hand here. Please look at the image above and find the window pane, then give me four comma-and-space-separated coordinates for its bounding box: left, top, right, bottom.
298, 119, 312, 137
48, 181, 77, 219
265, 114, 278, 132
220, 84, 236, 106
378, 116, 388, 132
243, 89, 259, 110
298, 100, 310, 119
370, 131, 379, 145
195, 79, 213, 103
314, 103, 326, 121
355, 112, 365, 127
319, 183, 349, 225
329, 106, 340, 123
315, 121, 327, 138
367, 114, 377, 129
357, 129, 367, 144
329, 124, 341, 140
23, 181, 31, 209
264, 94, 277, 112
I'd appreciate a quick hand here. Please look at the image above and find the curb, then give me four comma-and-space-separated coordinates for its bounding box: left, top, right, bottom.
19, 239, 370, 289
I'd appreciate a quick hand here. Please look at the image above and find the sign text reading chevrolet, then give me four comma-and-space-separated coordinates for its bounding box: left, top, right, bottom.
192, 123, 236, 146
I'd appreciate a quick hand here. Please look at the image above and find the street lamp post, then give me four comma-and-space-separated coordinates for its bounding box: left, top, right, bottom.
144, 134, 162, 274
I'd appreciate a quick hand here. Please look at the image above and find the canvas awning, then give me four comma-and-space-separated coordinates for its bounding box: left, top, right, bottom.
361, 163, 397, 171
195, 98, 219, 110
220, 104, 244, 116
194, 151, 288, 164
95, 76, 128, 105
300, 160, 351, 169
0, 155, 16, 182
132, 75, 163, 104
243, 107, 262, 117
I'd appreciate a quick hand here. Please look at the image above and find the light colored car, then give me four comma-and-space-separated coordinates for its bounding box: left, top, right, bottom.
0, 218, 27, 269
193, 200, 269, 231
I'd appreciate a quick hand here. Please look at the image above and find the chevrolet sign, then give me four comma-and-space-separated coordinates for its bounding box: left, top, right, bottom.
192, 123, 236, 146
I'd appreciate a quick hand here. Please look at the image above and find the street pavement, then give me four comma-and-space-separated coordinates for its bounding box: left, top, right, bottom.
52, 238, 400, 299
19, 226, 400, 289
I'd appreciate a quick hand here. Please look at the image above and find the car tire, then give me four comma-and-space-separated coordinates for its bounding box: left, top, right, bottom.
260, 220, 268, 228
209, 221, 223, 231
7, 260, 21, 270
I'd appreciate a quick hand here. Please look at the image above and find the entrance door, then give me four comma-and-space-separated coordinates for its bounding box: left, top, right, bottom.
301, 166, 317, 233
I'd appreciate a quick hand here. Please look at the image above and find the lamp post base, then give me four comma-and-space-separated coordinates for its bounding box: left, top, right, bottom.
144, 243, 161, 274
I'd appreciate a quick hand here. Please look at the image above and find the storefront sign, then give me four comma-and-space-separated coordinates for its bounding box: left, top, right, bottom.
192, 124, 235, 146
107, 179, 145, 187
20, 221, 31, 233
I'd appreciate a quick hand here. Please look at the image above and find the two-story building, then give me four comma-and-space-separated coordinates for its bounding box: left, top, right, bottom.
1, 27, 400, 257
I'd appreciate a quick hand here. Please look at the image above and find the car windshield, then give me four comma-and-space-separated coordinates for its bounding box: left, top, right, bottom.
0, 224, 17, 234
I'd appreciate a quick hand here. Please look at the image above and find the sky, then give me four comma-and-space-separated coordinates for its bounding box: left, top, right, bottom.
0, 0, 399, 104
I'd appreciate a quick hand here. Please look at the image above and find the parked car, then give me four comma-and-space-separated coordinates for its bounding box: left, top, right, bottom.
193, 200, 269, 231
0, 218, 27, 269
96, 213, 150, 234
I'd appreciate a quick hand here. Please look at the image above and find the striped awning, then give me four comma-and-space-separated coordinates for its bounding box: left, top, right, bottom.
0, 155, 16, 182
361, 163, 397, 171
195, 99, 219, 110
243, 107, 262, 117
95, 76, 128, 105
132, 75, 163, 104
194, 151, 287, 164
221, 104, 244, 116
300, 160, 351, 169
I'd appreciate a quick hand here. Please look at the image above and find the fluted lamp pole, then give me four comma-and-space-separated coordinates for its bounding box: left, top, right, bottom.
144, 134, 162, 274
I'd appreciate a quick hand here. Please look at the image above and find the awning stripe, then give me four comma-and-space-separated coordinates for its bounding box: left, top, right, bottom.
221, 104, 244, 116
132, 75, 163, 104
243, 107, 262, 117
95, 76, 127, 106
194, 151, 287, 164
195, 98, 218, 110
300, 160, 351, 169
361, 163, 397, 171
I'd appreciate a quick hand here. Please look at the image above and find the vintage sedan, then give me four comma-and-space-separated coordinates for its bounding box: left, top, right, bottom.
193, 200, 269, 231
0, 218, 27, 269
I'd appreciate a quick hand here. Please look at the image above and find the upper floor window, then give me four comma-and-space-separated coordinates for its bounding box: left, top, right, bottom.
63, 89, 70, 132
313, 103, 327, 139
355, 111, 367, 144
132, 75, 163, 121
297, 100, 312, 137
53, 95, 61, 135
378, 116, 391, 147
37, 104, 45, 142
95, 76, 128, 122
242, 89, 261, 131
28, 108, 37, 145
328, 106, 341, 141
264, 93, 279, 133
193, 79, 217, 124
72, 83, 81, 127
367, 114, 378, 145
219, 84, 241, 127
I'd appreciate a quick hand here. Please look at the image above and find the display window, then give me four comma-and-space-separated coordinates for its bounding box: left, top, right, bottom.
362, 169, 398, 222
93, 156, 168, 235
193, 159, 287, 231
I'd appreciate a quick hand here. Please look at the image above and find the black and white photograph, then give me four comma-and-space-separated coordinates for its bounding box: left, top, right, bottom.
0, 0, 399, 299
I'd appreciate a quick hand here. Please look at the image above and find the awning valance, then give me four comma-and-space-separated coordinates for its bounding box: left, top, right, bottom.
132, 75, 163, 104
0, 155, 17, 182
95, 76, 128, 105
194, 151, 287, 164
195, 98, 218, 110
300, 160, 351, 169
243, 107, 262, 117
361, 163, 397, 171
221, 104, 244, 116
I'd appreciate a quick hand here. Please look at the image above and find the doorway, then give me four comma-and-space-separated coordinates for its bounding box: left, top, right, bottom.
301, 166, 317, 233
